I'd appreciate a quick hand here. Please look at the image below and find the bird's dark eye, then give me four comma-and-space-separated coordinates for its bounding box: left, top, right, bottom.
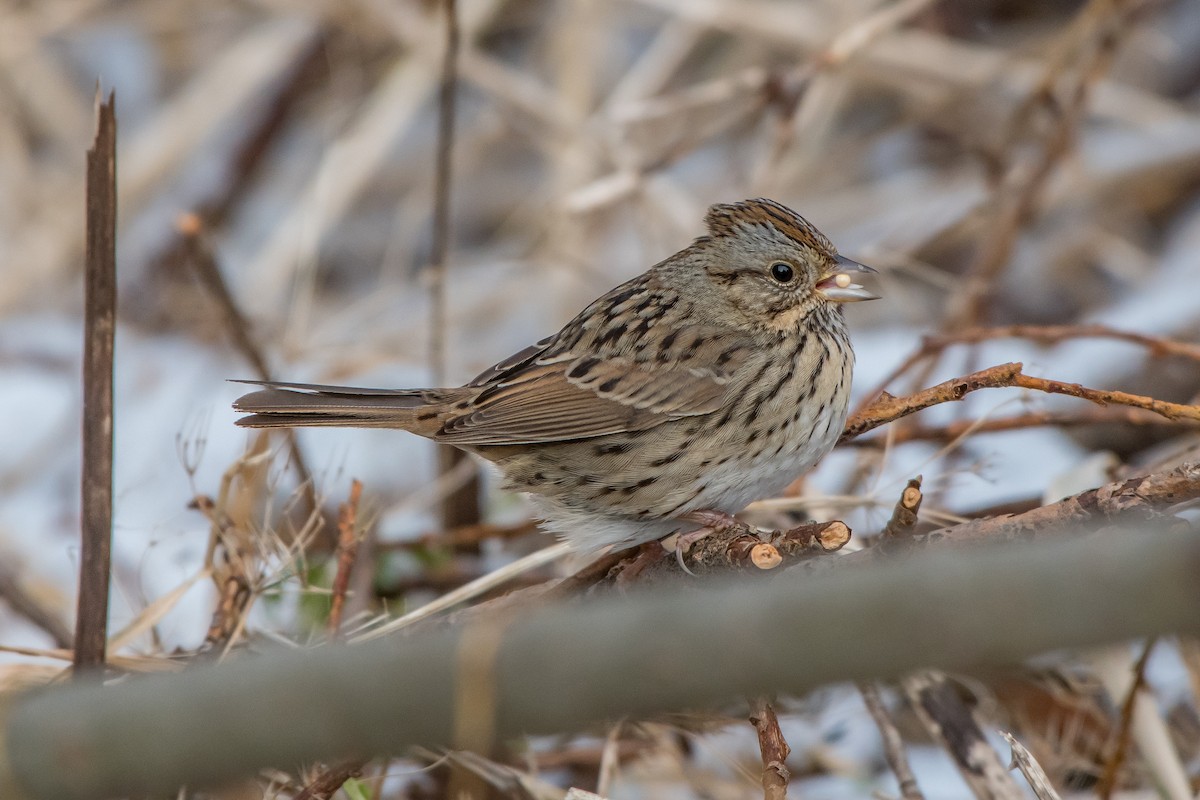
769, 261, 795, 283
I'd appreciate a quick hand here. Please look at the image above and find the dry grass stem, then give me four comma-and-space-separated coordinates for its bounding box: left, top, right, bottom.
1096, 638, 1157, 799
0, 562, 71, 650
1001, 732, 1062, 800
859, 682, 924, 800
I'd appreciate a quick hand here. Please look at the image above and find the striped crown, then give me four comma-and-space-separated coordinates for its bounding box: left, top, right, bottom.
704, 198, 834, 254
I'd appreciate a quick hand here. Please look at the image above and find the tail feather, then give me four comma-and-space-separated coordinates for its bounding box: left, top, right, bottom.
232, 382, 458, 433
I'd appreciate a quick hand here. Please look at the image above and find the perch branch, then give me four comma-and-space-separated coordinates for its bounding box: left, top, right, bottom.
928, 462, 1200, 545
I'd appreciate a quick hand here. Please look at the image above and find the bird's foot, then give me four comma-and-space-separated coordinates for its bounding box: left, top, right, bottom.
668, 510, 747, 575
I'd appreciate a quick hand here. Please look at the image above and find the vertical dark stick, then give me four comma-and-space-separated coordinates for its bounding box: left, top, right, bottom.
76, 89, 117, 678
429, 0, 481, 530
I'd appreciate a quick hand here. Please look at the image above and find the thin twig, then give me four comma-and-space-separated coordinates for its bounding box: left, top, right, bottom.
748, 696, 791, 800
853, 324, 1200, 418
928, 462, 1199, 545
428, 0, 481, 530
859, 682, 924, 800
1096, 637, 1157, 799
1011, 372, 1200, 421
76, 88, 117, 679
176, 214, 317, 509
328, 479, 364, 640
841, 362, 1200, 444
841, 408, 1191, 447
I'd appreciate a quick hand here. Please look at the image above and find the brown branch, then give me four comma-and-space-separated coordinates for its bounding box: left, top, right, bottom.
883, 477, 924, 540
842, 407, 1191, 448
842, 363, 1024, 442
929, 462, 1200, 545
859, 682, 924, 800
749, 696, 791, 800
613, 521, 850, 584
1096, 637, 1157, 799
854, 323, 1200, 418
1011, 372, 1200, 422
328, 479, 364, 640
76, 89, 117, 680
841, 362, 1200, 444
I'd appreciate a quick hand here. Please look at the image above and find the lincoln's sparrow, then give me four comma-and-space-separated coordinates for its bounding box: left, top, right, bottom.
235, 199, 877, 551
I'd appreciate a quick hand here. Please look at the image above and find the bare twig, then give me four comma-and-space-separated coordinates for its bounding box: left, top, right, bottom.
76, 88, 117, 679
176, 214, 316, 507
929, 462, 1199, 545
1000, 732, 1062, 800
1096, 637, 1157, 799
1011, 372, 1200, 422
853, 324, 1200, 418
859, 682, 923, 800
841, 362, 1200, 444
841, 408, 1192, 448
428, 0, 480, 530
883, 477, 923, 540
612, 520, 851, 584
749, 697, 791, 800
328, 479, 364, 640
843, 363, 1024, 441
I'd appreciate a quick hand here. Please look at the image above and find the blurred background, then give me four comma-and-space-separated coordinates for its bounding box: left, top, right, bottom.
2, 0, 1200, 797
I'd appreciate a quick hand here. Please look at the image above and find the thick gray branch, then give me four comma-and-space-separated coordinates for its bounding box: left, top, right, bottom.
2, 526, 1199, 799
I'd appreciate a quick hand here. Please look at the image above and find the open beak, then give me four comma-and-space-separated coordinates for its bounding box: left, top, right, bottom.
816, 254, 880, 303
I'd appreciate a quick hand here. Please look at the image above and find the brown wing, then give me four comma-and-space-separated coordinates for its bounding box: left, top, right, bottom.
435, 328, 751, 446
